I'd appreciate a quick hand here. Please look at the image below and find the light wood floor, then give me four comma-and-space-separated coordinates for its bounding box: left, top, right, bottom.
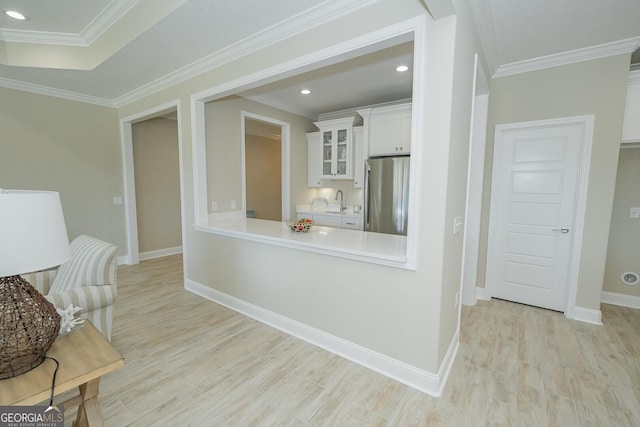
67, 254, 640, 426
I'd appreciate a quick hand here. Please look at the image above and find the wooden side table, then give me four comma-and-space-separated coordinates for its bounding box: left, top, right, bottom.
0, 321, 124, 426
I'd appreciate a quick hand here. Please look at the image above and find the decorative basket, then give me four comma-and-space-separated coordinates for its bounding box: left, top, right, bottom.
0, 275, 61, 379
290, 218, 313, 232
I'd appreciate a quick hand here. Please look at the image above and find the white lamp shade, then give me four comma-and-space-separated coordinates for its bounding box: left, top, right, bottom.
0, 190, 71, 277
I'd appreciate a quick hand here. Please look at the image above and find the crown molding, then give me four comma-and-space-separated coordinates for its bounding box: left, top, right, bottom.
0, 0, 141, 46
319, 98, 412, 121
112, 0, 382, 108
0, 29, 87, 46
82, 0, 142, 45
493, 37, 640, 78
0, 77, 114, 107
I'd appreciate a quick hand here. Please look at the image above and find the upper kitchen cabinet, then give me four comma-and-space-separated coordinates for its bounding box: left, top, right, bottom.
353, 126, 364, 188
622, 75, 640, 143
306, 132, 325, 187
359, 103, 412, 156
314, 117, 357, 179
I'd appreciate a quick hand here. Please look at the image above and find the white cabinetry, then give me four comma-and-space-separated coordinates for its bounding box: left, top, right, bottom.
353, 126, 364, 188
314, 117, 356, 179
341, 216, 363, 230
359, 103, 412, 157
296, 212, 363, 230
622, 75, 640, 143
306, 132, 325, 187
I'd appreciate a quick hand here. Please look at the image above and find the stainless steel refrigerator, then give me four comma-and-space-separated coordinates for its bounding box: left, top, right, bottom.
364, 156, 410, 235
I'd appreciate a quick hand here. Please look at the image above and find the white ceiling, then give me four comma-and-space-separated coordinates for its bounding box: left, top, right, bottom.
469, 0, 640, 74
0, 0, 112, 33
0, 0, 638, 114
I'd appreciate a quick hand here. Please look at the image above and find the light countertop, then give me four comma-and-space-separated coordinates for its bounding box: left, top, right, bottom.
195, 216, 409, 268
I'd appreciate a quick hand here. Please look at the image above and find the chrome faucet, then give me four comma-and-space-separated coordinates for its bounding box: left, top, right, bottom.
335, 190, 345, 212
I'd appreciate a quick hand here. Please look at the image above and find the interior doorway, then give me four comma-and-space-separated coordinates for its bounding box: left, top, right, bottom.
120, 101, 185, 266
241, 111, 290, 222
485, 116, 594, 313
244, 117, 282, 221
132, 113, 182, 260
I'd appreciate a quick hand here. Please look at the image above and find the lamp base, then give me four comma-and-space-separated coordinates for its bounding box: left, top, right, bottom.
0, 275, 61, 380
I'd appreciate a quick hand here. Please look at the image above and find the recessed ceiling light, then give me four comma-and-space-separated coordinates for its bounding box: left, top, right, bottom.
4, 10, 28, 20
300, 89, 311, 95
395, 65, 409, 73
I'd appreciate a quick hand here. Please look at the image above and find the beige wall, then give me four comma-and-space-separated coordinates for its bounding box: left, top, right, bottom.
116, 0, 476, 375
132, 117, 182, 253
245, 134, 282, 221
0, 87, 125, 252
478, 55, 631, 310
205, 96, 316, 220
603, 147, 640, 296
435, 0, 487, 360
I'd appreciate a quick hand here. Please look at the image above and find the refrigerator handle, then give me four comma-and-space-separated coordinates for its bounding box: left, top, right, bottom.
364, 163, 371, 229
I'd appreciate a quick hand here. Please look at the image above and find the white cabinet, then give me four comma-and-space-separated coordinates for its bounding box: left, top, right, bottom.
622, 77, 640, 143
296, 212, 363, 230
341, 216, 363, 230
296, 212, 341, 228
306, 132, 325, 187
353, 127, 364, 188
359, 103, 412, 157
311, 213, 342, 228
314, 117, 357, 179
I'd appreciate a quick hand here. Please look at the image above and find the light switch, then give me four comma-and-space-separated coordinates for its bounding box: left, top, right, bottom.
453, 216, 463, 235
630, 207, 640, 219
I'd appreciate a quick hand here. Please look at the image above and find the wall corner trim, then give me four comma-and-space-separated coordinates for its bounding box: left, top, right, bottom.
117, 255, 131, 265
601, 291, 640, 310
568, 306, 603, 325
475, 286, 490, 301
185, 278, 449, 397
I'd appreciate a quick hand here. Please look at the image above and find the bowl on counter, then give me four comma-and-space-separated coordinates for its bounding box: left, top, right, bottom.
290, 218, 313, 232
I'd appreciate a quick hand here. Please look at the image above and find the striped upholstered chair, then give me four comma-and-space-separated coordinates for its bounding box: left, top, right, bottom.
21, 235, 119, 341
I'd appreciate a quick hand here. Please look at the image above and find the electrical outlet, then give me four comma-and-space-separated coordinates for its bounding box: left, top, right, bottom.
630, 207, 640, 219
230, 200, 237, 209
211, 201, 218, 211
113, 197, 123, 205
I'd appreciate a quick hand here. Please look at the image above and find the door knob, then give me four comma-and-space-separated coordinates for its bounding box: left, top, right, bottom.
552, 227, 570, 233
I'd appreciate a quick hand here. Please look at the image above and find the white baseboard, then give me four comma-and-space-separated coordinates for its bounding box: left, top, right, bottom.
437, 330, 459, 393
476, 286, 490, 301
601, 291, 640, 309
139, 246, 183, 261
185, 279, 452, 397
570, 306, 602, 325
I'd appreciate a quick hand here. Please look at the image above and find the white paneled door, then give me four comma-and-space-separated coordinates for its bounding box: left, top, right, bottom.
486, 118, 589, 311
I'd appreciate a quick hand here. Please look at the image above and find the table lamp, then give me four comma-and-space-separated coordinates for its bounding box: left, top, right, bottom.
0, 189, 71, 379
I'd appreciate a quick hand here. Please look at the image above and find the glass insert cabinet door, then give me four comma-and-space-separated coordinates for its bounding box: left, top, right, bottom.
314, 116, 356, 180
318, 125, 352, 179
323, 131, 333, 176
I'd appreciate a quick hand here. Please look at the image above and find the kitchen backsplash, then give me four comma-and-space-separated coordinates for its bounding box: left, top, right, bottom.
305, 182, 363, 210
